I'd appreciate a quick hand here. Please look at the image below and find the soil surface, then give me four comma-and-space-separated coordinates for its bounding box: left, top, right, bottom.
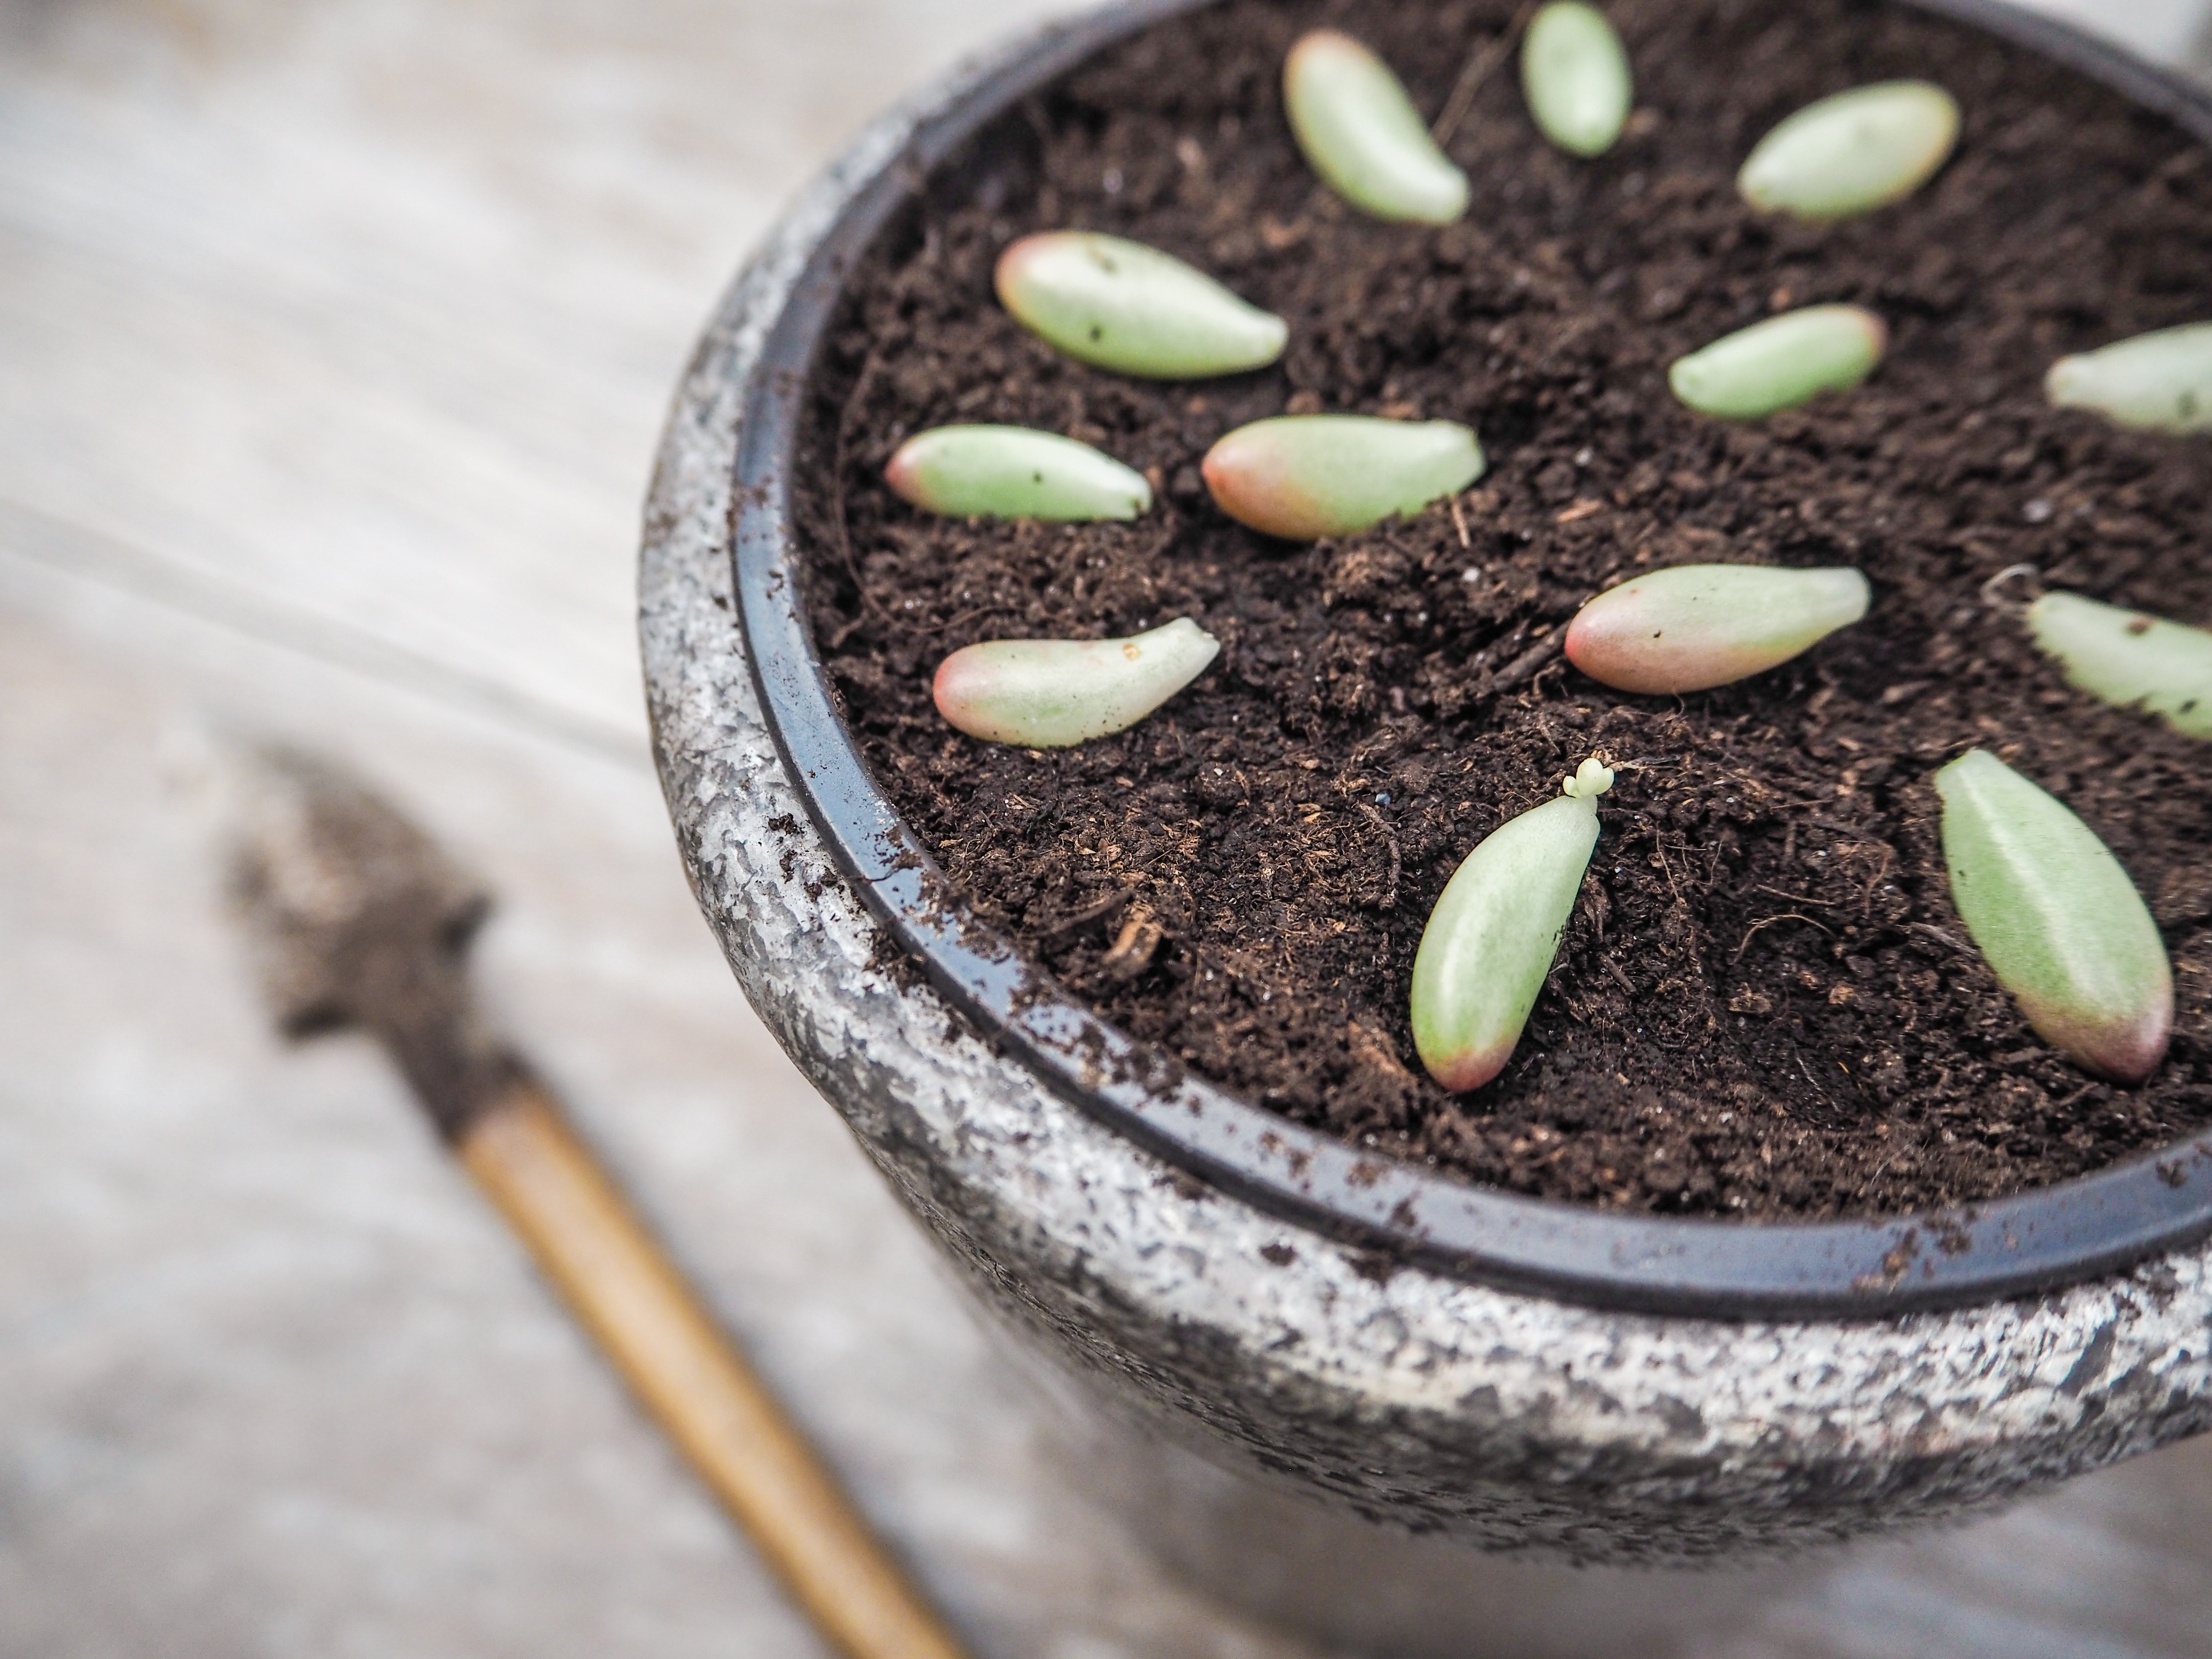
793, 0, 2212, 1219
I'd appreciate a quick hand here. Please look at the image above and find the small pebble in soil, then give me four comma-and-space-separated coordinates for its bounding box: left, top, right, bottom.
2045, 322, 2212, 433
1521, 1, 1633, 159
1283, 29, 1469, 223
1202, 415, 1485, 540
932, 617, 1220, 746
1564, 562, 1871, 694
1410, 756, 1615, 1093
1737, 80, 1960, 220
2027, 590, 2212, 739
1669, 304, 1887, 420
995, 231, 1287, 379
885, 425, 1152, 522
1936, 748, 2172, 1085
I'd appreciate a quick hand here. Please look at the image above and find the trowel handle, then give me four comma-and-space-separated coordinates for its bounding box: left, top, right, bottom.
459, 1081, 973, 1659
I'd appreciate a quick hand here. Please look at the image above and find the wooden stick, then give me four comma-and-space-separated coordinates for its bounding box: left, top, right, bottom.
459, 1080, 972, 1659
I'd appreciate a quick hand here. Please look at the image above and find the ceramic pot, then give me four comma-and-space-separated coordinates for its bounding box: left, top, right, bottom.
640, 0, 2212, 1617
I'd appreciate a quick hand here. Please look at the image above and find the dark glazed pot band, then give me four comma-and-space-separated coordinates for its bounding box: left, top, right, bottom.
734, 0, 2212, 1320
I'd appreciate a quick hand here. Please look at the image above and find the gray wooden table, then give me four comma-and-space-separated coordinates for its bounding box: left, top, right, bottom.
4, 2, 2212, 1656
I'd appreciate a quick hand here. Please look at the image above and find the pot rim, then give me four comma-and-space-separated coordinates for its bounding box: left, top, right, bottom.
733, 0, 2212, 1321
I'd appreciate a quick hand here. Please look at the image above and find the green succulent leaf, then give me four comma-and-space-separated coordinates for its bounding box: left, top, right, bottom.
886, 426, 1152, 522
1935, 749, 2172, 1084
1738, 81, 1960, 221
933, 618, 1220, 747
1284, 30, 1470, 223
2045, 323, 2212, 434
1521, 2, 1633, 159
995, 232, 1286, 380
2028, 591, 2212, 739
1669, 305, 1887, 421
1410, 757, 1614, 1093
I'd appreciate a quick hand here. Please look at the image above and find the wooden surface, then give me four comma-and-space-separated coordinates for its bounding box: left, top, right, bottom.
4, 2, 2212, 1656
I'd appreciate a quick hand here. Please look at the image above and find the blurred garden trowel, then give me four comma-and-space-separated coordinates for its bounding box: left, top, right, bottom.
226, 744, 970, 1659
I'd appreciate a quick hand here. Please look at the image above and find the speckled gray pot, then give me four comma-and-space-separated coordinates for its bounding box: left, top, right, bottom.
640, 0, 2212, 1598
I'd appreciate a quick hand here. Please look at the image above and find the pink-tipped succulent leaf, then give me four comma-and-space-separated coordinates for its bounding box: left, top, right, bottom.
1936, 749, 2172, 1085
932, 618, 1220, 747
1202, 415, 1484, 541
1565, 563, 1869, 695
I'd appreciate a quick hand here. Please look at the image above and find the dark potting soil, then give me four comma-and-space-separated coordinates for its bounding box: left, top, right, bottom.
792, 0, 2212, 1220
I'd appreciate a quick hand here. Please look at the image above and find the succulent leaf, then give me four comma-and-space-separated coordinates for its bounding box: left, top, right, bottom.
995, 232, 1286, 380
933, 618, 1220, 747
1411, 757, 1615, 1093
1521, 3, 1633, 159
1202, 415, 1485, 541
1738, 81, 1960, 220
2027, 591, 2212, 739
1565, 564, 1870, 694
2045, 323, 2212, 434
1935, 749, 2171, 1085
1285, 30, 1470, 223
1669, 305, 1887, 421
885, 426, 1152, 522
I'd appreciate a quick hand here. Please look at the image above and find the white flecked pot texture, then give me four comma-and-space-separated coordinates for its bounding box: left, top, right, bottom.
640, 0, 2212, 1587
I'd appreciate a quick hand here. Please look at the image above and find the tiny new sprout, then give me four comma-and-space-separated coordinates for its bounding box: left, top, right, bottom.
1738, 81, 1960, 221
1202, 415, 1485, 541
2024, 589, 2212, 739
933, 618, 1219, 747
2046, 323, 2212, 434
885, 426, 1152, 522
1669, 305, 1887, 421
1521, 2, 1633, 159
1410, 757, 1614, 1093
1284, 30, 1470, 224
1565, 564, 1870, 694
1935, 750, 2171, 1084
995, 232, 1287, 380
